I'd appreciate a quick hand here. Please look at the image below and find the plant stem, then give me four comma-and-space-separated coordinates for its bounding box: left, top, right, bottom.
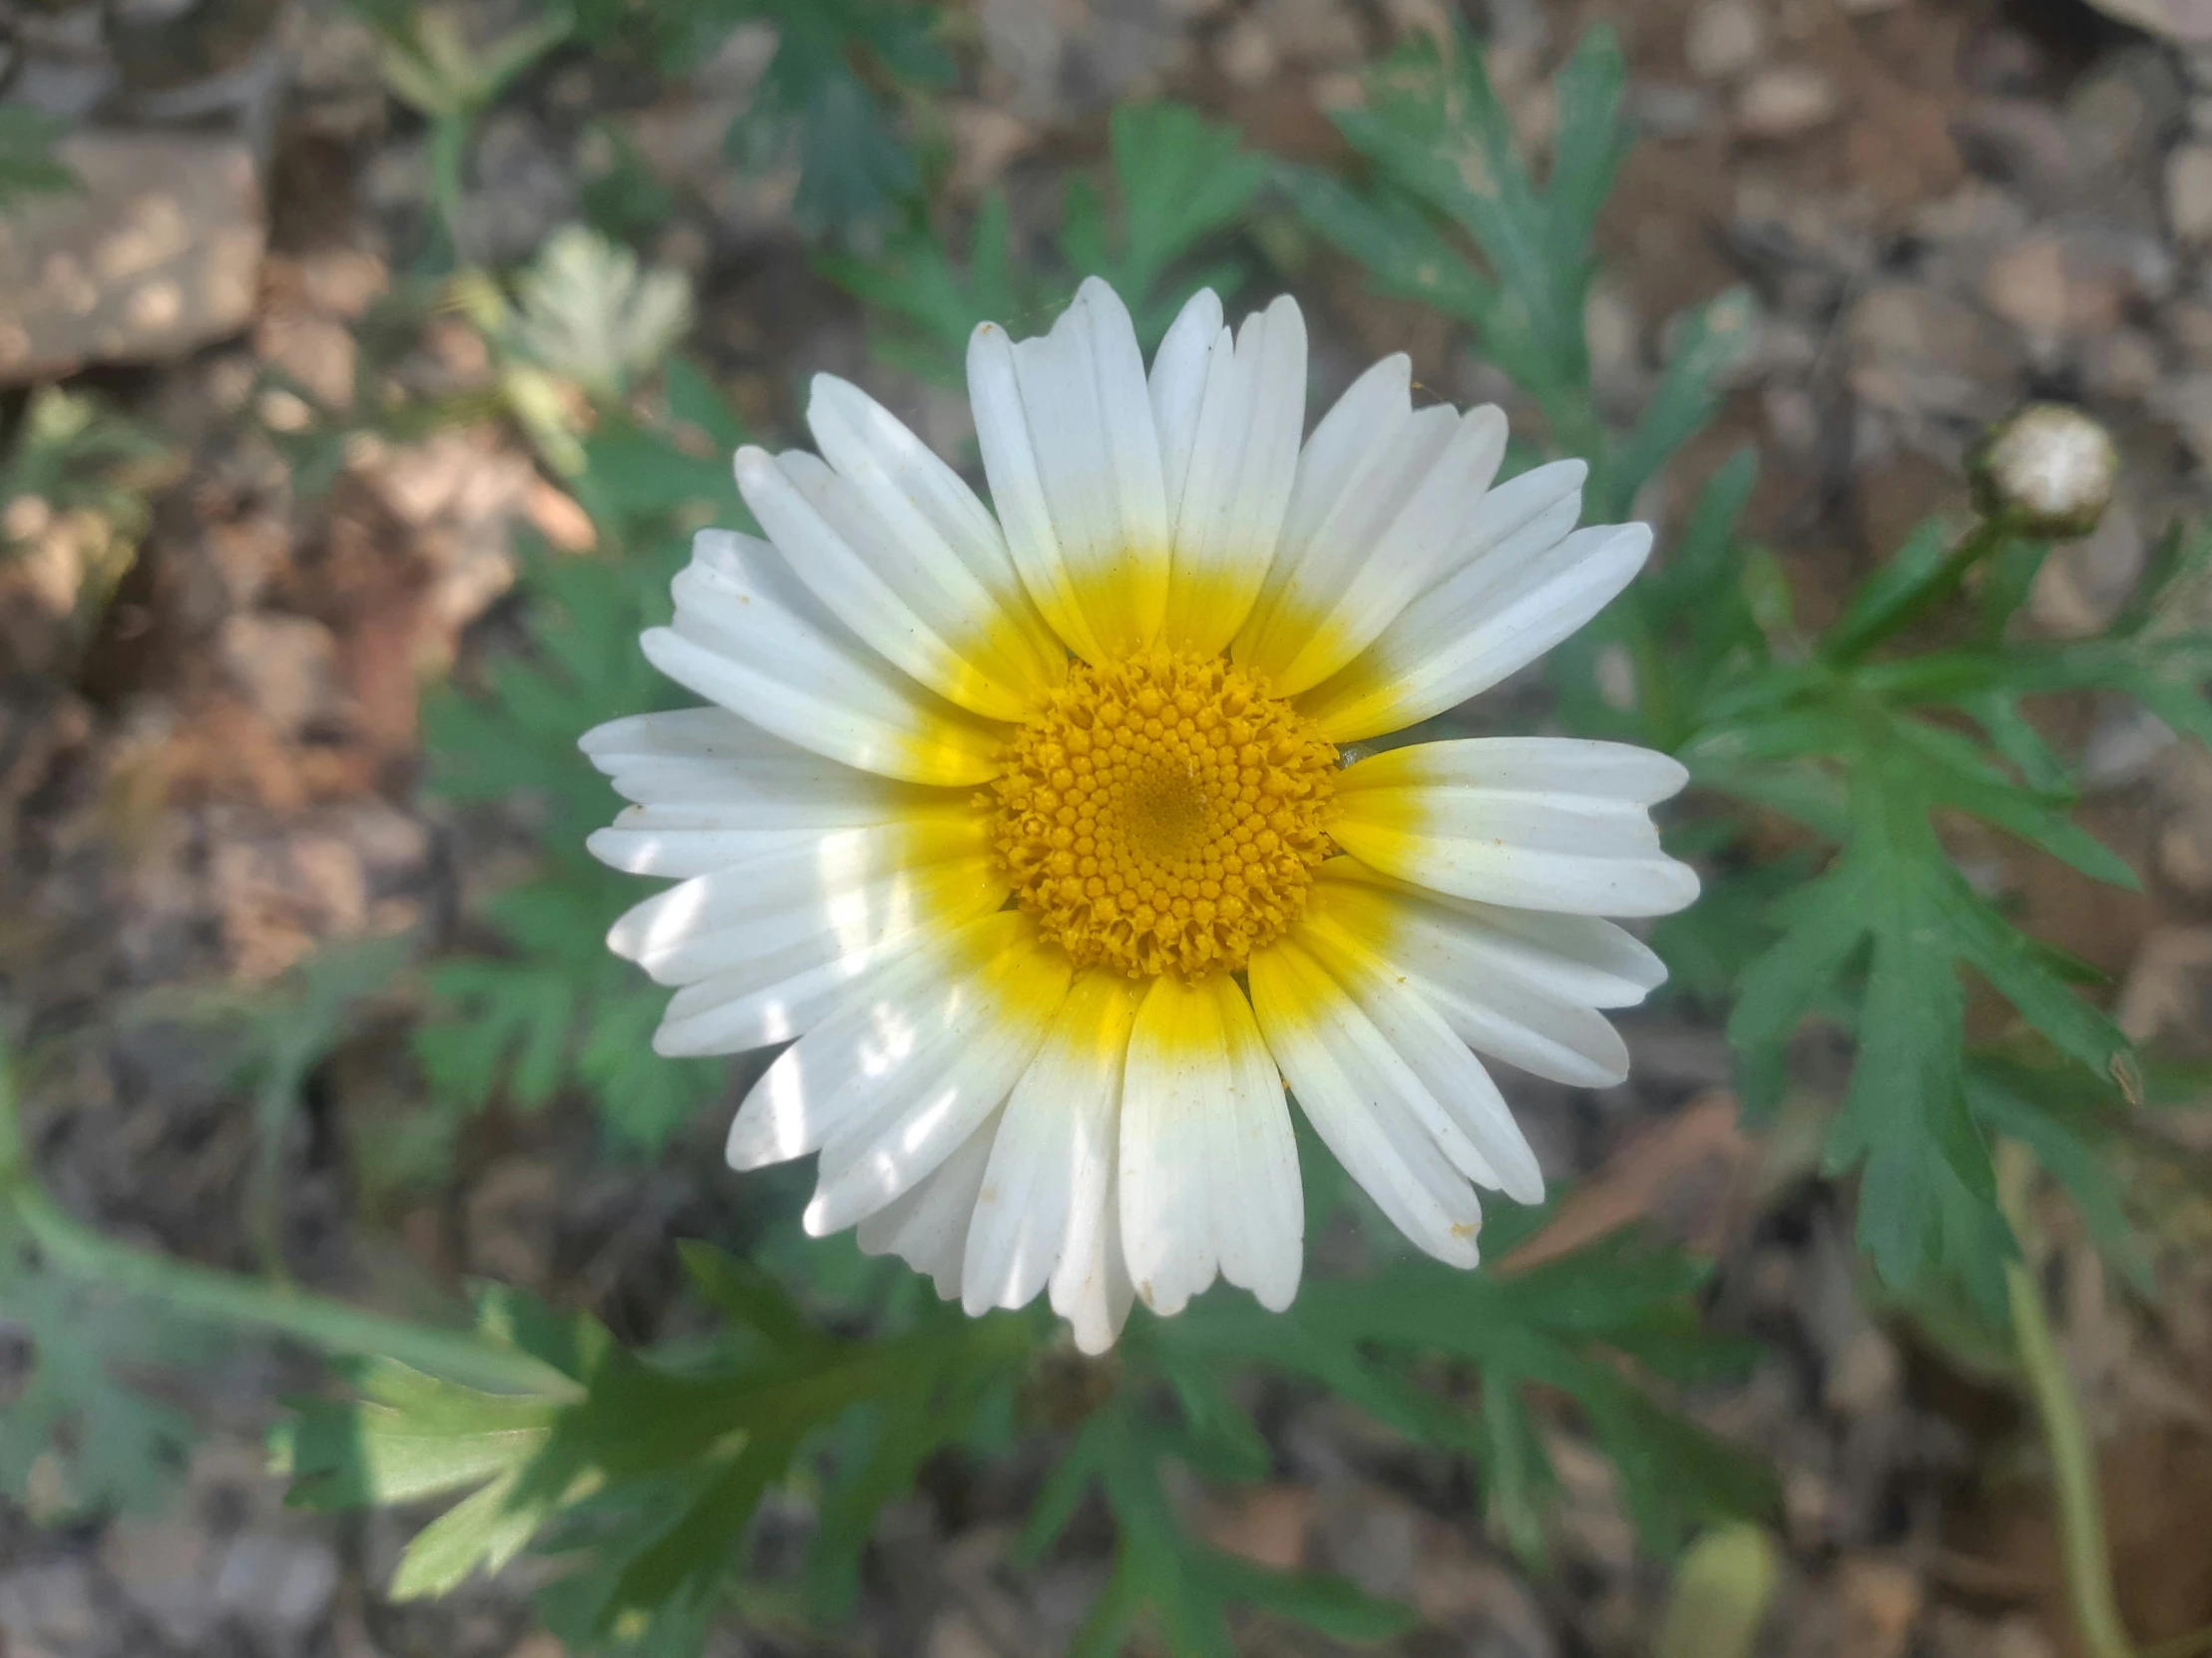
427, 114, 473, 267
2145, 1627, 2212, 1658
11, 1184, 579, 1397
1997, 1140, 2138, 1658
1830, 516, 2011, 666
2, 1051, 576, 1399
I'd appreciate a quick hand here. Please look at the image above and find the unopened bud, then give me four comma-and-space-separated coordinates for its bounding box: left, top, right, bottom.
1971, 403, 2118, 539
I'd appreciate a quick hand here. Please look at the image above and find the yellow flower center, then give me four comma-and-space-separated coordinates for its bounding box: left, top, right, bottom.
990, 648, 1339, 980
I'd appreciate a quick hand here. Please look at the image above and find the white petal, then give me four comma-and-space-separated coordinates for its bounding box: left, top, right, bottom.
1331, 738, 1700, 918
802, 379, 1068, 700
1248, 938, 1488, 1265
1263, 404, 1510, 694
1159, 294, 1307, 656
646, 530, 1008, 786
1275, 352, 1413, 563
609, 824, 1009, 1058
583, 714, 968, 878
1317, 860, 1666, 1006
963, 970, 1142, 1319
654, 930, 941, 1057
735, 446, 1045, 722
805, 374, 1059, 651
583, 708, 945, 820
589, 822, 825, 877
1236, 350, 1515, 693
1119, 974, 1303, 1317
1051, 1144, 1136, 1356
1306, 860, 1659, 1089
1287, 904, 1546, 1201
1300, 481, 1649, 742
983, 278, 1169, 659
804, 920, 1074, 1235
722, 911, 1050, 1171
857, 1106, 1002, 1300
1235, 364, 1437, 679
608, 809, 990, 981
1149, 287, 1223, 522
650, 905, 1007, 1056
970, 321, 1106, 665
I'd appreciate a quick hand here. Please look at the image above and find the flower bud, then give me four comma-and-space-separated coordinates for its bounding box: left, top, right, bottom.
1970, 403, 2118, 539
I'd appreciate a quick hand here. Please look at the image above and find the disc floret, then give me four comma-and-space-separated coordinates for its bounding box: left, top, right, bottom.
990, 649, 1339, 979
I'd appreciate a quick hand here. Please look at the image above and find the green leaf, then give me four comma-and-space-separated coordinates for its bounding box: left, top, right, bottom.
1821, 516, 1961, 661
717, 0, 951, 241
0, 1238, 223, 1515
390, 1467, 553, 1599
1094, 103, 1268, 323
0, 107, 76, 206
1609, 287, 1759, 518
1968, 1061, 2154, 1296
1208, 1553, 1421, 1641
1274, 161, 1497, 325
1146, 1240, 1773, 1562
1724, 861, 1871, 1053
827, 99, 1260, 385
676, 1241, 824, 1353
413, 526, 727, 1146
2112, 517, 2212, 636
816, 191, 1035, 387
1543, 25, 1634, 261
286, 1282, 1031, 1648
1304, 23, 1642, 461
576, 413, 744, 530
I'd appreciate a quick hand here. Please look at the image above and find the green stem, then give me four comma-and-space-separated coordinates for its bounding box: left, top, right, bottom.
427, 114, 473, 267
1830, 517, 2011, 667
12, 1185, 577, 1397
2145, 1628, 2212, 1658
2, 1054, 575, 1400
1997, 1140, 2138, 1658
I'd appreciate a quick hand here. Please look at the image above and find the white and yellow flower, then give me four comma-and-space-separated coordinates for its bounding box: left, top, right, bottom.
584, 278, 1695, 1351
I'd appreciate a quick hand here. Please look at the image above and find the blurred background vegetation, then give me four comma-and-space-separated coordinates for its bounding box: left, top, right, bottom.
4, 0, 2212, 1654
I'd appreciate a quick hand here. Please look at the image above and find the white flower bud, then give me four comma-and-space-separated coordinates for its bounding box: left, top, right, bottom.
1971, 403, 2118, 539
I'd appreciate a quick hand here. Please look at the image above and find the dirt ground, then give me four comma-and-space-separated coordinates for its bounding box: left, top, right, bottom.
5, 0, 2212, 1653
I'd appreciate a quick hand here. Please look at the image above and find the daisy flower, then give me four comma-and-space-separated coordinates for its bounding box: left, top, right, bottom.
584, 278, 1695, 1352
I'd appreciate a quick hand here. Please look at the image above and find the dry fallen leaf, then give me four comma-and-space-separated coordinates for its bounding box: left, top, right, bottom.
1500, 1091, 1755, 1273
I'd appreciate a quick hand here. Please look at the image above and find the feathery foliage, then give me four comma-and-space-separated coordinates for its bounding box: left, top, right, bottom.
822, 101, 1270, 384
1289, 24, 2212, 1302
9, 13, 2204, 1658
